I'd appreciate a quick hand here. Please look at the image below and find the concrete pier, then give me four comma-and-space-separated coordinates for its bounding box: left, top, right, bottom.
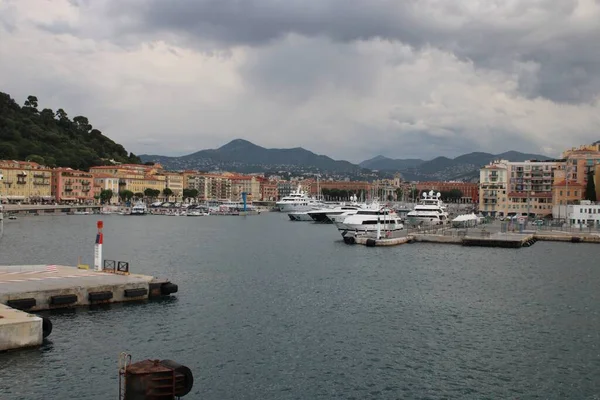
0, 303, 43, 351
0, 265, 178, 312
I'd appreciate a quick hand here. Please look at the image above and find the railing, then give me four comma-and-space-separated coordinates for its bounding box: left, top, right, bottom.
103, 260, 130, 274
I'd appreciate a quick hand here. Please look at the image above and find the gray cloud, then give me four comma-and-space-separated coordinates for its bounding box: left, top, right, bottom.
1, 0, 600, 164
106, 0, 600, 104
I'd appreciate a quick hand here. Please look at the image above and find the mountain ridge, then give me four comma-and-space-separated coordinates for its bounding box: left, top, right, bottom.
140, 139, 553, 181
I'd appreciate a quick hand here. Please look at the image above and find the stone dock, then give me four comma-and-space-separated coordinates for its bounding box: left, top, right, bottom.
345, 231, 600, 248
0, 265, 178, 351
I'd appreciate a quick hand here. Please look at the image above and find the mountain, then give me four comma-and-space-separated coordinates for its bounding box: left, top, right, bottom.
360, 150, 553, 181
0, 92, 141, 170
141, 139, 373, 178
359, 155, 424, 171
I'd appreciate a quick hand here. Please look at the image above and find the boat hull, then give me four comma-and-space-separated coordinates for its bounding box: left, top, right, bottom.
288, 212, 314, 221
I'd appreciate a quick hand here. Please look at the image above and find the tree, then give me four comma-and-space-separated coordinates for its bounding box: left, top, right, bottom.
26, 154, 45, 165
0, 143, 18, 159
119, 189, 134, 203
23, 95, 38, 112
585, 172, 597, 202
99, 189, 114, 204
183, 188, 199, 201
163, 187, 174, 201
73, 116, 92, 132
134, 192, 144, 200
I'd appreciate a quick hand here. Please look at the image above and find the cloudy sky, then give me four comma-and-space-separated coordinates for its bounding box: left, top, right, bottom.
1, 0, 600, 162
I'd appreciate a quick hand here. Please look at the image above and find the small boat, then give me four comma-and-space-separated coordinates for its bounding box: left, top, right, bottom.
73, 211, 91, 215
8, 215, 17, 220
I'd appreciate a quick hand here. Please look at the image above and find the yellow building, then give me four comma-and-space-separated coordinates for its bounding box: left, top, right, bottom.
160, 171, 184, 200
479, 161, 509, 217
0, 160, 53, 203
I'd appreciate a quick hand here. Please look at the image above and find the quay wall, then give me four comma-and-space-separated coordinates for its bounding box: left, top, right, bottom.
0, 303, 42, 351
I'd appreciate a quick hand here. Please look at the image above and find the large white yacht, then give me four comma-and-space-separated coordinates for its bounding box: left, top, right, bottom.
276, 185, 324, 213
327, 200, 380, 225
405, 191, 449, 225
334, 208, 403, 236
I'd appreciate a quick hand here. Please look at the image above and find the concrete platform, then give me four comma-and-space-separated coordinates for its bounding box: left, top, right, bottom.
0, 303, 42, 351
0, 265, 177, 311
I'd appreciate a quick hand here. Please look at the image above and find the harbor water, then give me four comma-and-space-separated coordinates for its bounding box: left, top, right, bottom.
1, 213, 599, 399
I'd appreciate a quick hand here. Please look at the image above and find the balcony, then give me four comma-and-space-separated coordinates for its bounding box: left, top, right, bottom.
82, 181, 91, 186
33, 173, 47, 178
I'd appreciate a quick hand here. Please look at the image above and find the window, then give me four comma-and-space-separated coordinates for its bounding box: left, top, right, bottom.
574, 191, 578, 196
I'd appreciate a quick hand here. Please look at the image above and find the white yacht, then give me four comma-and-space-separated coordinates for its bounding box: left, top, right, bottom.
327, 201, 380, 225
130, 202, 148, 215
276, 185, 324, 213
405, 191, 449, 226
334, 208, 403, 236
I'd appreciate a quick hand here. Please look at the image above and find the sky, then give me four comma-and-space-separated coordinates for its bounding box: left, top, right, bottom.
1, 0, 600, 163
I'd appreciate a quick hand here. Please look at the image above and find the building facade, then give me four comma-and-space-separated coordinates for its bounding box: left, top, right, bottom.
52, 168, 95, 203
479, 162, 508, 216
161, 172, 184, 201
416, 181, 479, 203
480, 159, 561, 217
187, 173, 232, 201
552, 201, 600, 228
93, 174, 120, 204
0, 160, 53, 203
258, 178, 278, 201
229, 175, 261, 201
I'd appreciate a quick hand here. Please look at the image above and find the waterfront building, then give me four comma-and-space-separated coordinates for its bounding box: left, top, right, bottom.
92, 173, 120, 204
277, 181, 295, 200
187, 173, 232, 201
309, 180, 372, 200
0, 160, 53, 203
228, 174, 260, 202
52, 168, 95, 203
507, 160, 559, 217
160, 171, 184, 201
596, 164, 600, 200
257, 177, 278, 201
479, 161, 509, 217
553, 200, 600, 228
480, 159, 561, 217
416, 181, 479, 203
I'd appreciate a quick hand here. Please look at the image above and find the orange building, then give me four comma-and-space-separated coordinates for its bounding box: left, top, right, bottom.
52, 168, 95, 203
552, 180, 585, 206
257, 177, 278, 201
416, 181, 479, 203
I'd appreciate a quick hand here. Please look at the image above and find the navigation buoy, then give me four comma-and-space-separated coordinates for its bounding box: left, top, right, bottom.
94, 220, 103, 271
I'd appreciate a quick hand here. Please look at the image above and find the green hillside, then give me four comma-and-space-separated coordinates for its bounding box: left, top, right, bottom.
0, 92, 140, 170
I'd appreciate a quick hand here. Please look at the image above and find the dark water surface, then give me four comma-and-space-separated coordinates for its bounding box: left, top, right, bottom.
1, 213, 599, 399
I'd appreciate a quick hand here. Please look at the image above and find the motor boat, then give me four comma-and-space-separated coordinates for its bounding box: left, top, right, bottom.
334, 208, 403, 237
405, 191, 449, 226
276, 184, 324, 213
130, 202, 148, 215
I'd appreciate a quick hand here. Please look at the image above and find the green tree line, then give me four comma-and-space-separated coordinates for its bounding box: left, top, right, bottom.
0, 93, 141, 170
